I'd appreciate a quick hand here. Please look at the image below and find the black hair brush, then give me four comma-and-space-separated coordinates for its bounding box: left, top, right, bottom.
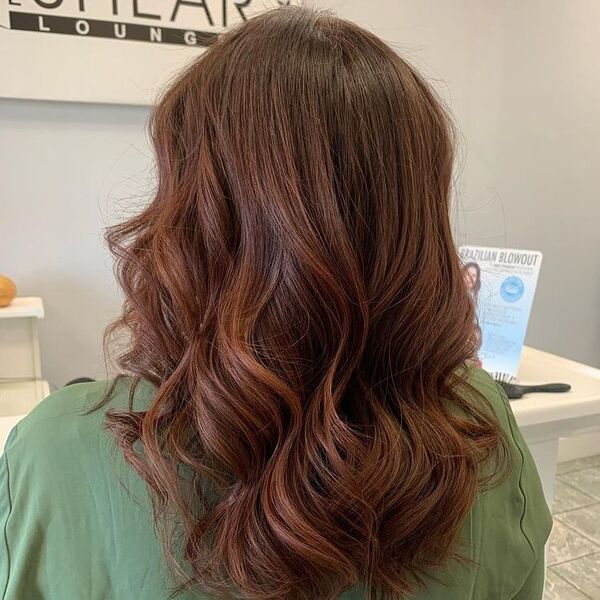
492, 373, 571, 400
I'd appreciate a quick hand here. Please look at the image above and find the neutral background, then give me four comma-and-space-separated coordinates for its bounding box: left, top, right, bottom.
1, 0, 599, 388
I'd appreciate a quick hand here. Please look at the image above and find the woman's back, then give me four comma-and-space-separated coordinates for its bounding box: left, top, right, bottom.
0, 369, 550, 599
0, 7, 551, 599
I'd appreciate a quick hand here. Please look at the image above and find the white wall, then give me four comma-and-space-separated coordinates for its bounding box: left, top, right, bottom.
0, 100, 151, 386
321, 0, 600, 368
1, 0, 599, 387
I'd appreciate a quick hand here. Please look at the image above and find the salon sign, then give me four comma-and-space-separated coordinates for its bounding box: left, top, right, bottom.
0, 0, 296, 104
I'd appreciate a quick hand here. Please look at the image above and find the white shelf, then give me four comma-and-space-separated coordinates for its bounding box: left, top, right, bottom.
0, 297, 45, 319
0, 379, 49, 411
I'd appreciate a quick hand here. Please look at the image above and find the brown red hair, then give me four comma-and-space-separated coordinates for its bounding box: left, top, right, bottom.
105, 7, 507, 599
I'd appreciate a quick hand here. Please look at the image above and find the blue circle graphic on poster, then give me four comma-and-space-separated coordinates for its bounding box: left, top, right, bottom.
500, 276, 524, 303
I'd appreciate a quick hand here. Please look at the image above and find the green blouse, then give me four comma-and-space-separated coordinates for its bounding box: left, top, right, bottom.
0, 369, 551, 599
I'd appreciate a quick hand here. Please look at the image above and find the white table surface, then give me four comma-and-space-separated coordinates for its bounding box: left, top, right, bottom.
514, 346, 600, 507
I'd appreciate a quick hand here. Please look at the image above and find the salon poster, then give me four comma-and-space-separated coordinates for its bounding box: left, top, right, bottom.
459, 246, 543, 377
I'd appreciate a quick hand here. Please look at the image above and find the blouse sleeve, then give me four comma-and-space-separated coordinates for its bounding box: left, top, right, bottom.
495, 381, 553, 599
0, 423, 59, 600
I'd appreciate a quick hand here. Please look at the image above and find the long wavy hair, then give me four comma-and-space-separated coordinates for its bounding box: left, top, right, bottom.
105, 7, 507, 600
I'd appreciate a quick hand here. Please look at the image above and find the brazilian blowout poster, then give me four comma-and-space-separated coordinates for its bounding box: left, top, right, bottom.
459, 246, 543, 377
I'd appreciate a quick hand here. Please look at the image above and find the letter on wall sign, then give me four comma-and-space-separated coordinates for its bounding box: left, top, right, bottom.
0, 0, 301, 105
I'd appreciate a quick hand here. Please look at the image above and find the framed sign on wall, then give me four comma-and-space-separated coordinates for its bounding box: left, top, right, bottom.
0, 0, 298, 105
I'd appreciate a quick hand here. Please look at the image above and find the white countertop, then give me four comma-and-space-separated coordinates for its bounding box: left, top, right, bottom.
514, 346, 600, 442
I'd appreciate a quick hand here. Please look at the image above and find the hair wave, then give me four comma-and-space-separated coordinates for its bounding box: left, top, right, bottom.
105, 8, 507, 599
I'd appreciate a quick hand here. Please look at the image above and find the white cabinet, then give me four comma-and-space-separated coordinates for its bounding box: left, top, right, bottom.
0, 297, 50, 449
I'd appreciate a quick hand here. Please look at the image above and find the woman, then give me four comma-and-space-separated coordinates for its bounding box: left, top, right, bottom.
464, 261, 483, 367
465, 262, 482, 300
0, 8, 551, 600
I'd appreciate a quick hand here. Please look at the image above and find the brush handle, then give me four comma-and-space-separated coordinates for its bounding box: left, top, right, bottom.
520, 383, 571, 395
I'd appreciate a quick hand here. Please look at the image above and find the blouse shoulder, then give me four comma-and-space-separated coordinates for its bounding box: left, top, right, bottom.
4, 377, 156, 456
0, 378, 158, 599
468, 367, 553, 596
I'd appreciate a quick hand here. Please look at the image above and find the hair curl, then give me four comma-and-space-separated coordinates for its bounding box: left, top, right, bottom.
105, 7, 507, 599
